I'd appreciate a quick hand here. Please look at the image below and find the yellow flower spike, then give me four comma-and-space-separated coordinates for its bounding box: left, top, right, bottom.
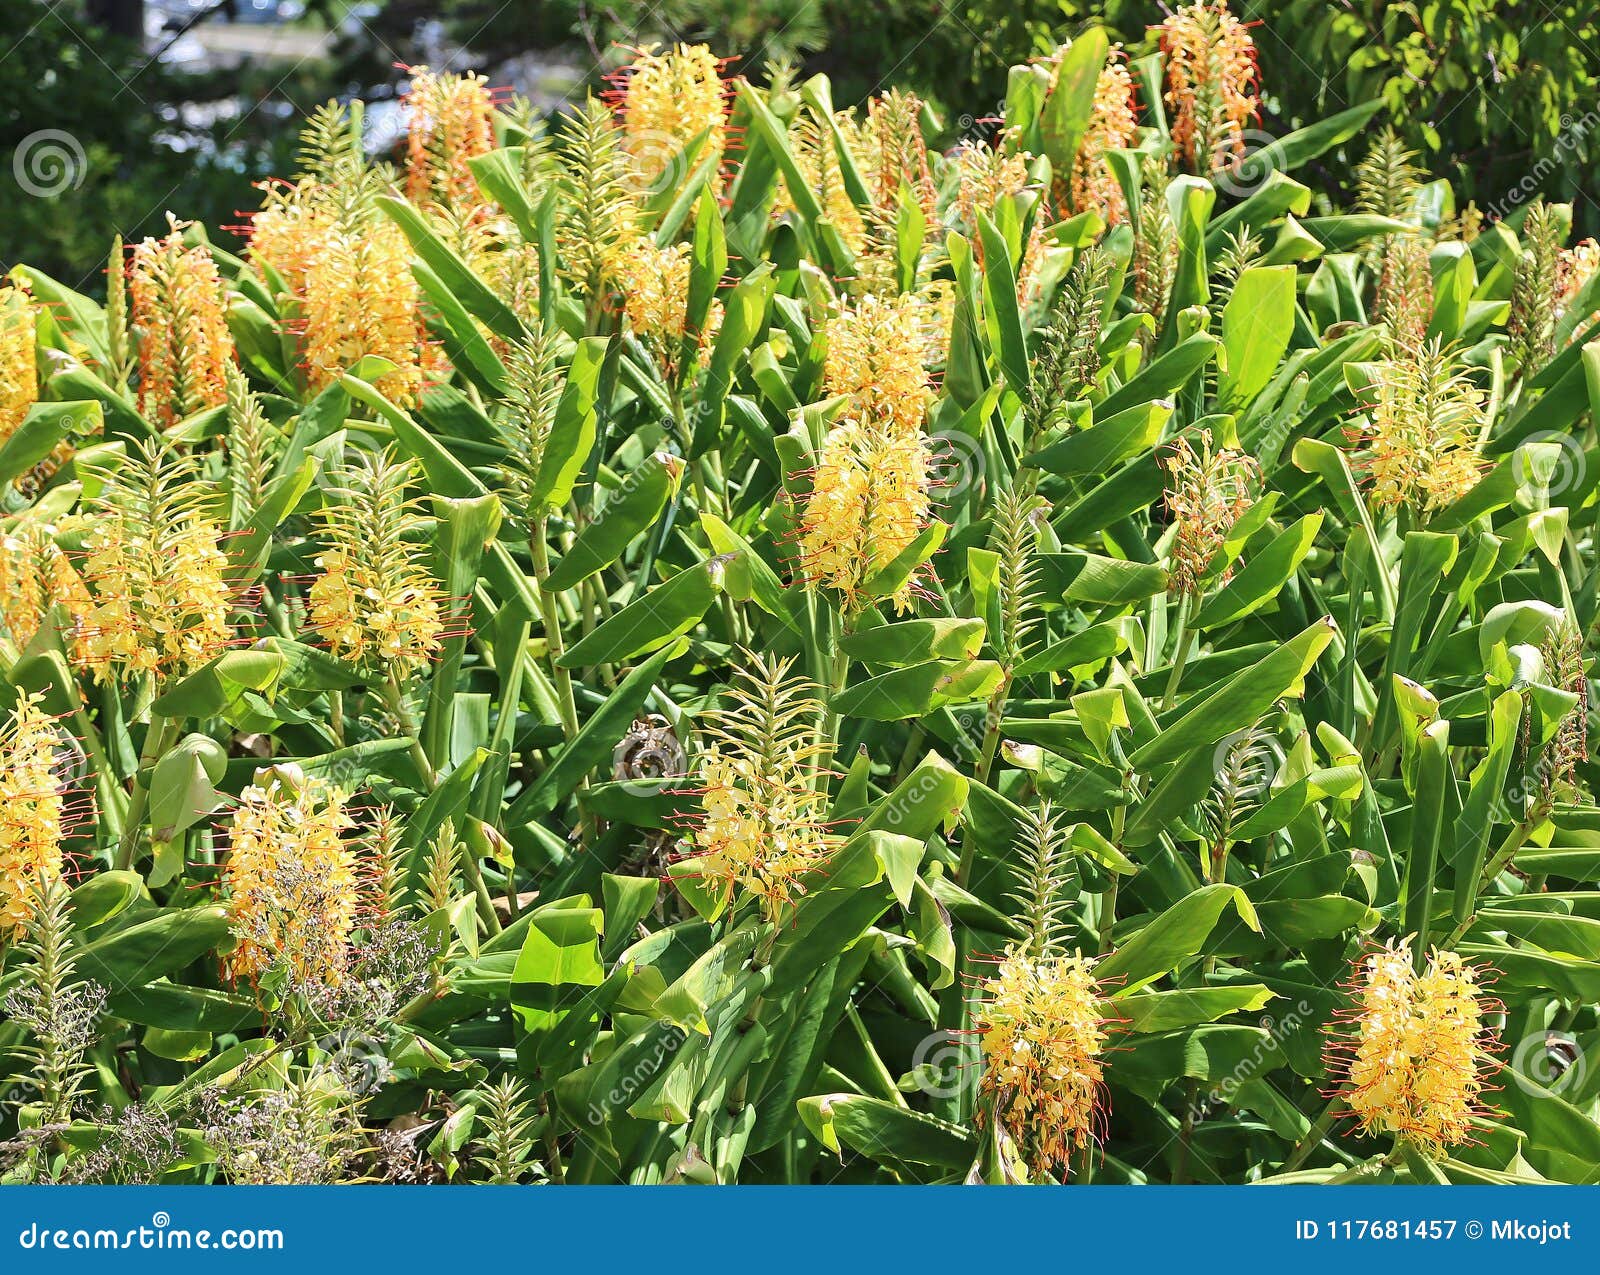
977, 946, 1110, 1179
797, 419, 935, 615
302, 218, 426, 406
0, 522, 94, 669
222, 773, 361, 991
1070, 59, 1139, 222
1159, 1, 1260, 174
249, 180, 336, 302
1349, 338, 1485, 516
0, 695, 74, 938
678, 655, 836, 922
77, 444, 235, 684
1161, 429, 1261, 597
404, 67, 498, 214
127, 219, 236, 428
611, 43, 730, 196
1328, 940, 1501, 1155
0, 276, 38, 443
307, 448, 446, 679
778, 105, 867, 255
821, 294, 934, 435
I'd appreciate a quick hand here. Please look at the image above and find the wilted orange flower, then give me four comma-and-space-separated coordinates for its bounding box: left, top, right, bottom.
0, 522, 94, 667
822, 293, 933, 434
405, 67, 498, 213
127, 220, 235, 427
1162, 429, 1261, 595
1071, 60, 1139, 222
1327, 941, 1500, 1155
977, 946, 1109, 1178
1559, 237, 1600, 332
307, 449, 445, 678
797, 419, 933, 614
222, 771, 360, 990
1159, 1, 1259, 174
0, 277, 37, 442
612, 43, 729, 196
302, 219, 426, 406
0, 695, 73, 938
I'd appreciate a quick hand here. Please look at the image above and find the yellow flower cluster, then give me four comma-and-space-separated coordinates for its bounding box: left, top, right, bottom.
127, 223, 236, 427
798, 420, 932, 614
79, 508, 234, 683
404, 67, 498, 213
302, 221, 427, 406
0, 695, 71, 938
1159, 0, 1259, 174
306, 453, 445, 678
689, 748, 835, 919
222, 773, 360, 990
249, 182, 335, 300
0, 277, 37, 443
779, 106, 868, 256
614, 43, 729, 195
1333, 942, 1496, 1155
821, 294, 934, 435
1161, 429, 1261, 596
0, 522, 94, 667
1071, 60, 1139, 222
1353, 340, 1484, 515
978, 947, 1108, 1178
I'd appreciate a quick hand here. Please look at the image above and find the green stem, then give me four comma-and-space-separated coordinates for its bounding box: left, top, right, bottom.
1161, 595, 1195, 710
1282, 1098, 1341, 1173
113, 716, 180, 871
530, 516, 582, 745
384, 671, 438, 791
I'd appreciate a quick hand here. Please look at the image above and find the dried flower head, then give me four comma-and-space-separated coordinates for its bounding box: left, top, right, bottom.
1070, 58, 1139, 222
1328, 940, 1500, 1155
404, 67, 498, 213
1162, 429, 1261, 596
77, 444, 235, 683
0, 521, 94, 668
1349, 338, 1485, 515
307, 448, 446, 677
797, 419, 934, 614
822, 293, 933, 435
201, 1069, 366, 1185
1159, 1, 1259, 174
127, 219, 235, 427
222, 772, 360, 991
0, 276, 38, 442
611, 43, 729, 196
0, 696, 75, 938
977, 945, 1109, 1179
679, 654, 837, 920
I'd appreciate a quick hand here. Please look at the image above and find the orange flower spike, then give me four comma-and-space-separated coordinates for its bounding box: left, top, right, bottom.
977, 946, 1110, 1178
1159, 1, 1260, 174
127, 221, 235, 427
1072, 59, 1139, 221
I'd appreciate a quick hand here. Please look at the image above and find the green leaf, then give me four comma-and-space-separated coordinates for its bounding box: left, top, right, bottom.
1098, 884, 1261, 993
